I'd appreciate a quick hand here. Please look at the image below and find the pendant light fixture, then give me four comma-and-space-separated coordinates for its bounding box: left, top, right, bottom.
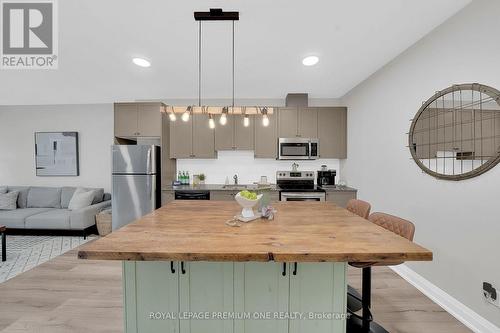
208, 113, 215, 129
195, 9, 239, 128
182, 105, 192, 122
163, 105, 177, 121
168, 108, 177, 121
261, 107, 269, 127
243, 107, 249, 127
220, 106, 228, 125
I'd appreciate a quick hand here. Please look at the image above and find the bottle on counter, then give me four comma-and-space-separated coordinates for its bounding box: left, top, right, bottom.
178, 171, 182, 183
186, 171, 190, 185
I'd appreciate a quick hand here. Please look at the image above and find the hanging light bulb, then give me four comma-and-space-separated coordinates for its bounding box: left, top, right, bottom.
243, 114, 250, 127
208, 114, 215, 129
261, 107, 269, 127
182, 106, 192, 122
262, 114, 269, 127
220, 107, 228, 125
168, 106, 177, 121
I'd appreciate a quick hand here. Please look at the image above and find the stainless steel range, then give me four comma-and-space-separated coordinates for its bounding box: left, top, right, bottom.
276, 171, 326, 202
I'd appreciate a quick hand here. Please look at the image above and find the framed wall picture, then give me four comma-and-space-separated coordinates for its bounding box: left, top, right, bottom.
35, 132, 80, 176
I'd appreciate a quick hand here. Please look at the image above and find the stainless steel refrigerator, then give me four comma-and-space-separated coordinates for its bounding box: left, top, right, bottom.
112, 145, 160, 231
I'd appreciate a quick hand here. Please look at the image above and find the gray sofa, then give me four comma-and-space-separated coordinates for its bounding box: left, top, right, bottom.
0, 186, 111, 237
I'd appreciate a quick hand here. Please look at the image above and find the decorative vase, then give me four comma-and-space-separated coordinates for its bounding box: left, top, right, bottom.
235, 192, 263, 218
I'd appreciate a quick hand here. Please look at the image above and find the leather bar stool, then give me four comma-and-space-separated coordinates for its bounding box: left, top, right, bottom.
346, 199, 371, 219
347, 212, 416, 333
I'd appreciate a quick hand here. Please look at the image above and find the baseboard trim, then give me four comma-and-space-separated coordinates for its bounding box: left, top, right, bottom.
390, 264, 500, 333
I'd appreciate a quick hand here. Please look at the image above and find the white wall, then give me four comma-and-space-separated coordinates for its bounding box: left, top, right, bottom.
341, 0, 500, 327
0, 104, 114, 192
177, 150, 341, 185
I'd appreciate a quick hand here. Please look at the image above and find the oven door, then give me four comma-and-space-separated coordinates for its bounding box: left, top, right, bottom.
278, 138, 310, 160
280, 192, 326, 202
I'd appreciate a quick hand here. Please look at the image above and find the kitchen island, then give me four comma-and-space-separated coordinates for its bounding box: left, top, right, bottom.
78, 201, 432, 333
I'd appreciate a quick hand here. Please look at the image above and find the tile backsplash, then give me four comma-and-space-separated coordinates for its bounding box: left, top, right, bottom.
176, 150, 341, 184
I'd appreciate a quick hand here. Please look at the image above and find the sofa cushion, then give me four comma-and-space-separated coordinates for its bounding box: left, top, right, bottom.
61, 187, 104, 208
0, 208, 54, 228
25, 209, 71, 229
68, 188, 95, 210
0, 186, 7, 194
7, 186, 30, 208
27, 187, 62, 208
0, 191, 19, 210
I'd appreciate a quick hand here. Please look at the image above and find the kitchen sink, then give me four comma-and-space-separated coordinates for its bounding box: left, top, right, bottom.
222, 185, 248, 190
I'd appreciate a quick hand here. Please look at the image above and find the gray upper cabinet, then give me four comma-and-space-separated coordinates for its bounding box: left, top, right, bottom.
255, 112, 278, 158
278, 107, 299, 137
215, 114, 255, 151
298, 108, 318, 138
193, 114, 216, 158
115, 103, 138, 137
170, 114, 215, 159
317, 107, 347, 158
234, 115, 254, 150
215, 115, 235, 150
278, 107, 318, 138
114, 103, 162, 137
170, 115, 193, 158
137, 103, 162, 137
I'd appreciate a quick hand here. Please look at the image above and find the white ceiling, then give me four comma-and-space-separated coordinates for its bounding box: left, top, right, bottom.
0, 0, 471, 105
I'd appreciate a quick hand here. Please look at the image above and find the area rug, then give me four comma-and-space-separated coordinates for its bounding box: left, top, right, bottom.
0, 235, 95, 283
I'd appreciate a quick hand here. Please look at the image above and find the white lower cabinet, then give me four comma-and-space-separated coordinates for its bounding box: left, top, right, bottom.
123, 261, 347, 333
234, 262, 289, 333
179, 262, 234, 333
289, 262, 347, 333
123, 261, 180, 333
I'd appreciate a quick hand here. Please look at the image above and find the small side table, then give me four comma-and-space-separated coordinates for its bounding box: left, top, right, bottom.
0, 225, 6, 262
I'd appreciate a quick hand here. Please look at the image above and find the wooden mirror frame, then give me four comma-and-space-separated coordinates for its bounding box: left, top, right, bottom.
409, 83, 500, 180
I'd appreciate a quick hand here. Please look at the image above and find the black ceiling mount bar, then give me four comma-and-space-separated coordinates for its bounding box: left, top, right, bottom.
194, 8, 239, 21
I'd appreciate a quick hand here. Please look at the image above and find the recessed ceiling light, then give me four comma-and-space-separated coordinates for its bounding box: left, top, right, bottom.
132, 57, 151, 68
302, 56, 319, 66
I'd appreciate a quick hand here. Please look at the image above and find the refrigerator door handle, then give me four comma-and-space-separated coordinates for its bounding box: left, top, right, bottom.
150, 175, 156, 210
146, 148, 152, 174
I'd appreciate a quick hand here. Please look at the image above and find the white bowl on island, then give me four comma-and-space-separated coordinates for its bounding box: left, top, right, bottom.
235, 192, 263, 218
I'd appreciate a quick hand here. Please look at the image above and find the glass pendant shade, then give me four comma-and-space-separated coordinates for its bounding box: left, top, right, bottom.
262, 114, 269, 127
208, 114, 215, 129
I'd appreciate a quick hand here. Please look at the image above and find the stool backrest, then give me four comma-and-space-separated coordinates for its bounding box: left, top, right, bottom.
368, 212, 415, 241
346, 199, 371, 219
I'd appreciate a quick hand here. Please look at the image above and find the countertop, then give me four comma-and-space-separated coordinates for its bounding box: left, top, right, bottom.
162, 184, 357, 192
78, 201, 432, 263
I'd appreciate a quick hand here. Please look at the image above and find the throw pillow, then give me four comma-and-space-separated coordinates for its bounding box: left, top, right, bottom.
68, 188, 96, 210
0, 186, 7, 194
0, 191, 19, 210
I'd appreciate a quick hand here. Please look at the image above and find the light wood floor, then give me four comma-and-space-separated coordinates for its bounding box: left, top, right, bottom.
0, 247, 471, 333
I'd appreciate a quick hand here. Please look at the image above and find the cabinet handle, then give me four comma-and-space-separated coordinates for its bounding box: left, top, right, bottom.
293, 262, 298, 275
282, 263, 287, 276
181, 262, 186, 274
170, 261, 176, 274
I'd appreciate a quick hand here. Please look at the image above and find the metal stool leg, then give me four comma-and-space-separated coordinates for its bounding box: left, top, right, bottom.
1, 231, 6, 262
347, 267, 389, 333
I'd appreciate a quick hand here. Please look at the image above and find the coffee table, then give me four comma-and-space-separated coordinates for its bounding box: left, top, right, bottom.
0, 225, 5, 262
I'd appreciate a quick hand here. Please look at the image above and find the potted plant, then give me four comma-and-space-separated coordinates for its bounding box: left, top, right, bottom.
199, 173, 206, 184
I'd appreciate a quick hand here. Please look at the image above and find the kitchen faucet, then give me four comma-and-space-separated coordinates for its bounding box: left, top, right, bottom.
233, 174, 238, 185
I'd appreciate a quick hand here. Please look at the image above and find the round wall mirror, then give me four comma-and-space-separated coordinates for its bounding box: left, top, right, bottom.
409, 83, 500, 180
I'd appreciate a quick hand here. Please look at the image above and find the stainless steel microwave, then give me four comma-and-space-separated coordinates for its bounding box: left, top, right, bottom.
278, 138, 319, 160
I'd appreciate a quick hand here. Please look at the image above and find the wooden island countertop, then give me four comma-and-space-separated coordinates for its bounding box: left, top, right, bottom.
78, 201, 432, 263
